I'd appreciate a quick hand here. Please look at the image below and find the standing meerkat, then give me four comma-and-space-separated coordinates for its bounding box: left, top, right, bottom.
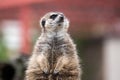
25, 12, 81, 80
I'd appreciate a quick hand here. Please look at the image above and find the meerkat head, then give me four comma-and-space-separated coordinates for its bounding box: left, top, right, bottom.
40, 12, 69, 33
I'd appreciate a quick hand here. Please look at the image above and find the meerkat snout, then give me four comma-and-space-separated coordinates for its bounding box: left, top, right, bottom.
57, 16, 64, 23
49, 13, 64, 23
50, 13, 64, 24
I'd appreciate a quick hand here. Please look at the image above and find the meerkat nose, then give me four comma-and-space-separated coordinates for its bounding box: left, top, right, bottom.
53, 14, 64, 23
59, 16, 64, 22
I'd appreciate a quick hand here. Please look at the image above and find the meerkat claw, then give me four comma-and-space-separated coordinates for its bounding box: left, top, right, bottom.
43, 69, 49, 75
53, 69, 59, 75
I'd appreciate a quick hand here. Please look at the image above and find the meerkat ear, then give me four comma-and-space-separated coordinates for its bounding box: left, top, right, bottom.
41, 20, 46, 27
40, 18, 46, 28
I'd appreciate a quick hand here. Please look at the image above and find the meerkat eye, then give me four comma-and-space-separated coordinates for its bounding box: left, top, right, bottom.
41, 20, 46, 27
50, 14, 58, 20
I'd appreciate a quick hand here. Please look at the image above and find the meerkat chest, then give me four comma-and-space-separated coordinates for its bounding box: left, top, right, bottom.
48, 37, 65, 63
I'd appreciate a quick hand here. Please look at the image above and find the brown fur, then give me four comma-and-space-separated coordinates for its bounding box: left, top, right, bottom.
25, 12, 81, 80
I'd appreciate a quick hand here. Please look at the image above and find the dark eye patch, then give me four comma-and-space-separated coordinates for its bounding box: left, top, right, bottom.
50, 14, 58, 20
41, 20, 46, 27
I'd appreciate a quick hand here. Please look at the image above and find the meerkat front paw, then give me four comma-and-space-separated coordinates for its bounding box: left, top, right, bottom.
53, 69, 59, 76
42, 67, 49, 75
53, 69, 59, 74
36, 54, 50, 74
40, 61, 49, 75
54, 55, 69, 75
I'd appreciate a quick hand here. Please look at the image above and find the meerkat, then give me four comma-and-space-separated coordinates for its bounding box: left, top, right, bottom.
25, 12, 81, 80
